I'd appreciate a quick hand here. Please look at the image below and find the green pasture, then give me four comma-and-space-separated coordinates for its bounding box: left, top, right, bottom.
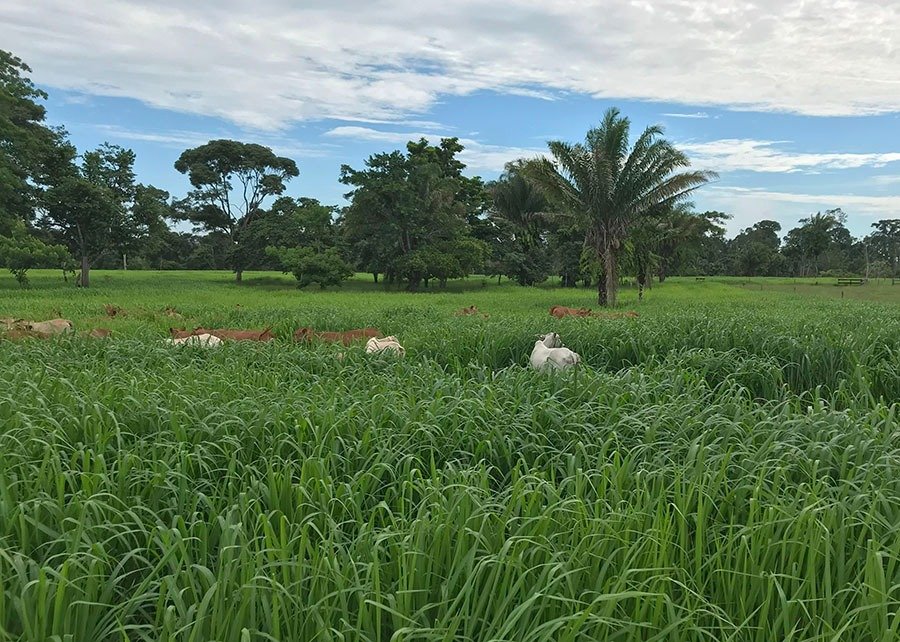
1, 271, 899, 641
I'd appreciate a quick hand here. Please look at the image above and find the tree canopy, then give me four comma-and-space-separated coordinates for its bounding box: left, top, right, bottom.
0, 49, 75, 235
174, 139, 299, 281
340, 137, 488, 290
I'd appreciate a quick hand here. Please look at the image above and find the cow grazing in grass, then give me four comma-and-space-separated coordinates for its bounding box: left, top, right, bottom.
530, 332, 581, 371
549, 305, 592, 319
170, 327, 275, 341
166, 333, 222, 347
294, 327, 382, 345
365, 336, 405, 357
455, 305, 490, 318
26, 319, 74, 336
204, 328, 275, 341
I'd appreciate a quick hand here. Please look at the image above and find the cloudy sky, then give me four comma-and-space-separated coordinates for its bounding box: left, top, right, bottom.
3, 0, 899, 237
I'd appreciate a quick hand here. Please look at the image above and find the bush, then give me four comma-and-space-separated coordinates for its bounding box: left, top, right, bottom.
267, 246, 354, 289
0, 221, 71, 286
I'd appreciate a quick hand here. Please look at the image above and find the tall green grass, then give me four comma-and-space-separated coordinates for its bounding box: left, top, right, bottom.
1, 272, 899, 640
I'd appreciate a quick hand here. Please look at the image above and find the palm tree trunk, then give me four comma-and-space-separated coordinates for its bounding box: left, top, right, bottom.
603, 246, 618, 307
637, 261, 646, 302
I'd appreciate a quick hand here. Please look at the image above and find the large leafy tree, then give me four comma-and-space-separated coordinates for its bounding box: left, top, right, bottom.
42, 175, 121, 287
729, 219, 784, 276
0, 49, 75, 234
230, 197, 345, 272
340, 137, 487, 290
41, 143, 158, 287
526, 108, 716, 306
866, 219, 900, 277
783, 209, 849, 276
174, 139, 299, 282
656, 210, 729, 280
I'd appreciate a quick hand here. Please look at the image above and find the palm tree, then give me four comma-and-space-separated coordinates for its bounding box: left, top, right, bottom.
488, 162, 551, 285
525, 108, 717, 306
490, 163, 548, 250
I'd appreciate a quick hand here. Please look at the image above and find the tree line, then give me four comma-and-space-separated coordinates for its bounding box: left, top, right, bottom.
2, 49, 898, 305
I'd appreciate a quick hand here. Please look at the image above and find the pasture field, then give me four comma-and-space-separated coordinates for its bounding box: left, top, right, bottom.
2, 271, 900, 641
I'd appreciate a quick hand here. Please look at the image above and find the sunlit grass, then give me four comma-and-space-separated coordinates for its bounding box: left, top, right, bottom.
1, 271, 899, 640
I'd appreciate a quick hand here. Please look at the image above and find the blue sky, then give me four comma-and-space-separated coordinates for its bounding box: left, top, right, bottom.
5, 0, 899, 238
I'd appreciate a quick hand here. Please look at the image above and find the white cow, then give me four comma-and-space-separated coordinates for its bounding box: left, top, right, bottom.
365, 336, 405, 357
530, 332, 581, 371
26, 319, 74, 336
165, 333, 222, 347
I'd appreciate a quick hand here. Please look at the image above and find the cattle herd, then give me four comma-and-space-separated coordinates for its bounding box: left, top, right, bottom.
2, 304, 637, 370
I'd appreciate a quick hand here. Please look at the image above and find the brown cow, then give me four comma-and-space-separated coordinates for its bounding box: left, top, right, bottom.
549, 305, 592, 319
293, 327, 382, 345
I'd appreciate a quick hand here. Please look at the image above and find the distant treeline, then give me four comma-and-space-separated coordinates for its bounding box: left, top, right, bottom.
2, 49, 898, 300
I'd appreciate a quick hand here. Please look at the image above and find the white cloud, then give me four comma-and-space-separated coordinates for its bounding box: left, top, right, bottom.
681, 139, 900, 174
325, 126, 543, 172
94, 125, 335, 158
872, 175, 900, 186
699, 186, 900, 236
92, 125, 215, 149
2, 0, 899, 129
662, 112, 712, 119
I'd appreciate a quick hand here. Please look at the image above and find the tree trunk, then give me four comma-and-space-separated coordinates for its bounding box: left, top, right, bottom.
497, 274, 502, 285
603, 246, 618, 307
80, 255, 90, 288
637, 262, 647, 302
235, 270, 243, 283
657, 265, 667, 283
597, 272, 608, 306
372, 272, 379, 283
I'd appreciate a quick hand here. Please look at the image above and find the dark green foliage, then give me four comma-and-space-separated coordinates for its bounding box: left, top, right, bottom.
341, 137, 487, 289
865, 219, 900, 277
267, 246, 353, 288
39, 144, 160, 287
0, 220, 70, 285
0, 49, 76, 234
